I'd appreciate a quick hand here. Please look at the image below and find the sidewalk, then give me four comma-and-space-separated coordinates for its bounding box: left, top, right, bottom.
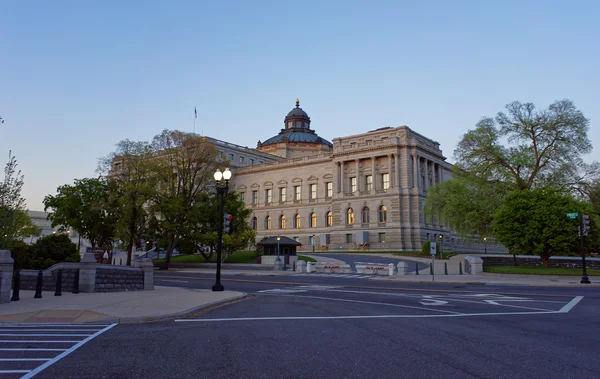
0, 286, 246, 324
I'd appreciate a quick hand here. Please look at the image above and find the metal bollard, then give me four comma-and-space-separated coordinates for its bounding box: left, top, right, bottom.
120, 258, 122, 265
11, 270, 21, 301
459, 262, 463, 275
54, 269, 63, 296
72, 269, 80, 294
388, 263, 394, 276
444, 262, 448, 275
34, 270, 43, 299
293, 261, 296, 272
113, 258, 115, 265
429, 263, 433, 275
307, 261, 312, 273
415, 263, 419, 275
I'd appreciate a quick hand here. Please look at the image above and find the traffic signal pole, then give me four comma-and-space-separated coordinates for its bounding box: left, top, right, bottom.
579, 210, 591, 284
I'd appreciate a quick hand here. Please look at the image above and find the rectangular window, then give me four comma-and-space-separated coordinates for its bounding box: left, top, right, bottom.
382, 173, 390, 190
294, 185, 301, 200
350, 177, 357, 193
252, 190, 258, 205
378, 232, 386, 243
228, 153, 234, 161
280, 187, 286, 202
309, 235, 315, 246
239, 156, 245, 163
345, 234, 352, 244
326, 182, 333, 198
310, 184, 317, 200
265, 189, 272, 204
240, 192, 245, 202
365, 175, 373, 192
250, 158, 254, 165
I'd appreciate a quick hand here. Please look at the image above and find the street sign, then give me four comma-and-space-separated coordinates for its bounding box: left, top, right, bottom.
566, 212, 578, 219
430, 242, 436, 256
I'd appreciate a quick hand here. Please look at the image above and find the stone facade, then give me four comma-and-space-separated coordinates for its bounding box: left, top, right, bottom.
232, 125, 454, 251
95, 267, 144, 292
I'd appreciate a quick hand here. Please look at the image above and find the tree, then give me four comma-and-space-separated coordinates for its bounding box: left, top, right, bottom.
43, 177, 117, 249
24, 234, 80, 270
149, 130, 220, 269
424, 170, 509, 239
0, 151, 40, 248
493, 189, 599, 267
455, 100, 592, 191
98, 139, 156, 266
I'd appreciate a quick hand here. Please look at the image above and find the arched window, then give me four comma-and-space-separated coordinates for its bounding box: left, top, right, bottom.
251, 216, 257, 230
280, 215, 286, 229
326, 211, 333, 227
265, 216, 271, 230
378, 205, 387, 223
294, 213, 301, 229
310, 212, 317, 228
346, 208, 354, 225
361, 207, 370, 224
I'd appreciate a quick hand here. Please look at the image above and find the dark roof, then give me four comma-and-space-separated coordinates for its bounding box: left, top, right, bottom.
285, 107, 309, 120
257, 236, 302, 246
261, 130, 333, 147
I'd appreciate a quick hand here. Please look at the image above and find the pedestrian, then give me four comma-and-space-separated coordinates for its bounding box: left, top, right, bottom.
102, 251, 109, 264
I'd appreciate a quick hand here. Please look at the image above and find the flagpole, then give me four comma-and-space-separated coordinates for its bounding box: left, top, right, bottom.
193, 106, 197, 135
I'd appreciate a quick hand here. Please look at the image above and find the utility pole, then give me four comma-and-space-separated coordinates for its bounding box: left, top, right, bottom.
578, 210, 590, 284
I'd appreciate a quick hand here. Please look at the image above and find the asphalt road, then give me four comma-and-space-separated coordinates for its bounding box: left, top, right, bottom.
10, 271, 599, 379
308, 253, 421, 272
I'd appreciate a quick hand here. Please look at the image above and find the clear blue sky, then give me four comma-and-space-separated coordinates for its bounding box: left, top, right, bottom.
1, 0, 599, 210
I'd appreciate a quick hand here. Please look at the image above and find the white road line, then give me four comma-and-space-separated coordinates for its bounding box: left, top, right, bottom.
0, 329, 103, 332
0, 359, 50, 362
0, 370, 31, 374
258, 293, 463, 314
20, 323, 117, 379
559, 296, 584, 313
0, 348, 66, 351
0, 340, 83, 343
0, 325, 110, 328
0, 334, 90, 337
158, 280, 189, 283
175, 310, 558, 322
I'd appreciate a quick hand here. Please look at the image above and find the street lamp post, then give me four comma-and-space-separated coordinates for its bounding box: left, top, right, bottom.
484, 237, 488, 254
438, 234, 443, 259
276, 235, 281, 262
212, 167, 232, 292
312, 234, 315, 253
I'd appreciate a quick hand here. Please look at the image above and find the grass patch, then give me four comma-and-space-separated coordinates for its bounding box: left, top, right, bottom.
297, 255, 317, 263
154, 250, 259, 264
484, 266, 600, 276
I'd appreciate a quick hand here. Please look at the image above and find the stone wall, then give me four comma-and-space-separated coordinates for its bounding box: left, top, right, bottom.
479, 254, 600, 269
19, 266, 79, 292
95, 267, 144, 292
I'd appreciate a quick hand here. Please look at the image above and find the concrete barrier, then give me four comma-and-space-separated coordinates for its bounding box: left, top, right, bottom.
464, 255, 484, 274
296, 260, 307, 272
0, 250, 14, 304
396, 262, 408, 276
314, 262, 352, 273
355, 262, 394, 276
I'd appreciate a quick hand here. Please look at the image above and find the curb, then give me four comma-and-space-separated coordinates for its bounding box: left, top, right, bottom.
0, 293, 250, 325
372, 277, 600, 287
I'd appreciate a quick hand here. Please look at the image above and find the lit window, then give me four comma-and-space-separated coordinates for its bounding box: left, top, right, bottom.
280, 187, 286, 202
265, 189, 272, 204
280, 215, 286, 229
350, 177, 357, 192
265, 216, 271, 230
326, 182, 333, 198
382, 174, 390, 190
326, 211, 333, 227
310, 212, 317, 228
346, 208, 354, 225
252, 191, 258, 205
310, 184, 317, 200
294, 185, 301, 200
294, 214, 301, 228
378, 205, 387, 223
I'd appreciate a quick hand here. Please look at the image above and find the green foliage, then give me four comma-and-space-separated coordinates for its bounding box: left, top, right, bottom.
421, 240, 439, 255
454, 99, 591, 191
14, 234, 80, 270
43, 177, 116, 248
493, 189, 599, 266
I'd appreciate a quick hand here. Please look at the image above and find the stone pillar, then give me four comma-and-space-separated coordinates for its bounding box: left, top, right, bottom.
394, 153, 400, 188
371, 156, 376, 194
296, 260, 307, 273
386, 154, 393, 189
414, 154, 420, 190
340, 161, 345, 194
0, 250, 14, 304
79, 252, 97, 293
336, 162, 341, 193
355, 159, 360, 193
396, 262, 407, 276
135, 258, 155, 290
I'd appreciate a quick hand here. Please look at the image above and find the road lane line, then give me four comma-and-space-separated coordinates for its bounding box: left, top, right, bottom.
0, 325, 110, 328
20, 323, 117, 379
157, 279, 189, 283
0, 329, 103, 332
154, 274, 577, 297
0, 359, 50, 362
0, 348, 66, 351
0, 340, 84, 343
0, 370, 31, 374
175, 310, 559, 322
257, 293, 463, 314
0, 334, 90, 337
559, 296, 584, 313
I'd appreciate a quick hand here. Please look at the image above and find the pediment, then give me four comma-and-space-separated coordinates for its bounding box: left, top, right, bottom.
251, 183, 260, 188
307, 175, 318, 182
292, 177, 303, 183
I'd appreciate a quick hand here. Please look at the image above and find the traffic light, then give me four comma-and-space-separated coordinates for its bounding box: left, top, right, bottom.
583, 214, 591, 236
223, 212, 233, 234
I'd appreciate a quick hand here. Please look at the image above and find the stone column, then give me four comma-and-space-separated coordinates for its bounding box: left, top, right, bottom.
0, 250, 14, 304
340, 161, 345, 194
355, 159, 360, 193
371, 156, 376, 194
134, 258, 155, 290
394, 153, 400, 188
336, 162, 341, 193
79, 252, 97, 293
414, 154, 420, 190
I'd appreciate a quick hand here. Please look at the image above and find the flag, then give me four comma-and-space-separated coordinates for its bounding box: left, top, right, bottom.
194, 107, 197, 119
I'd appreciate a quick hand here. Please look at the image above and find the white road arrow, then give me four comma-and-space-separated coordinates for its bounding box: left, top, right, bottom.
419, 299, 449, 306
